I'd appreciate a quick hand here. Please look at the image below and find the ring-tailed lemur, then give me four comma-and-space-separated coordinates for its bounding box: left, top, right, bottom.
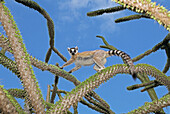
61, 46, 137, 80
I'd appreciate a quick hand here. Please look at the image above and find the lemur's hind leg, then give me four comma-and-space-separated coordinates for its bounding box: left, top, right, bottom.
93, 50, 107, 72
93, 64, 104, 72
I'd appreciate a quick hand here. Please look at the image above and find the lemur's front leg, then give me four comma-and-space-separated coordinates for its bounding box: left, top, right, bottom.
60, 58, 75, 69
68, 65, 81, 73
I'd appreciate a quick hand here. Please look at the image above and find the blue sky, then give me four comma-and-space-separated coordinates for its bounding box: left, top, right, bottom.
0, 0, 170, 113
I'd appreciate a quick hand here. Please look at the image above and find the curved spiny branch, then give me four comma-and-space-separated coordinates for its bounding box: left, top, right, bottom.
49, 64, 169, 113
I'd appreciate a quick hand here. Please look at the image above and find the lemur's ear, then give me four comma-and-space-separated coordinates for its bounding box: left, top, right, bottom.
75, 46, 78, 50
67, 47, 70, 51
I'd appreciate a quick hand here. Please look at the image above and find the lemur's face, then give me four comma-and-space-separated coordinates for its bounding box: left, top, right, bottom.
68, 46, 78, 56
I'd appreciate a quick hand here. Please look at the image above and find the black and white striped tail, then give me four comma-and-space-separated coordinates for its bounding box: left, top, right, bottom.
108, 50, 137, 80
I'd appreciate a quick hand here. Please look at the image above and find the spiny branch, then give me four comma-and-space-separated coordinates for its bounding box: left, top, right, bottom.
161, 43, 170, 73
96, 35, 117, 50
50, 76, 59, 104
127, 80, 162, 92
133, 33, 170, 62
113, 0, 170, 31
49, 64, 169, 113
7, 89, 26, 99
0, 86, 24, 113
115, 14, 150, 23
87, 6, 125, 17
0, 3, 45, 113
129, 94, 170, 114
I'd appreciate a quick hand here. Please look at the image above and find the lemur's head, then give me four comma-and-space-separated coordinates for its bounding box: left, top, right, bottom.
68, 46, 78, 56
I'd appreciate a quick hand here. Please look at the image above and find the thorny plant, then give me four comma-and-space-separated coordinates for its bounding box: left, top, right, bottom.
0, 0, 169, 113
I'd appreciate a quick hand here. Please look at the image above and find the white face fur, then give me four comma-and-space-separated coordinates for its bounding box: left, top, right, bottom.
68, 46, 78, 56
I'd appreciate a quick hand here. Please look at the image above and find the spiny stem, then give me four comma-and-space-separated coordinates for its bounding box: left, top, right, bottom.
87, 6, 125, 17
115, 14, 150, 23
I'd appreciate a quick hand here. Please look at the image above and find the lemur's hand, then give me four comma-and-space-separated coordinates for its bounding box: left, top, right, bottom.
68, 70, 72, 73
59, 66, 63, 69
